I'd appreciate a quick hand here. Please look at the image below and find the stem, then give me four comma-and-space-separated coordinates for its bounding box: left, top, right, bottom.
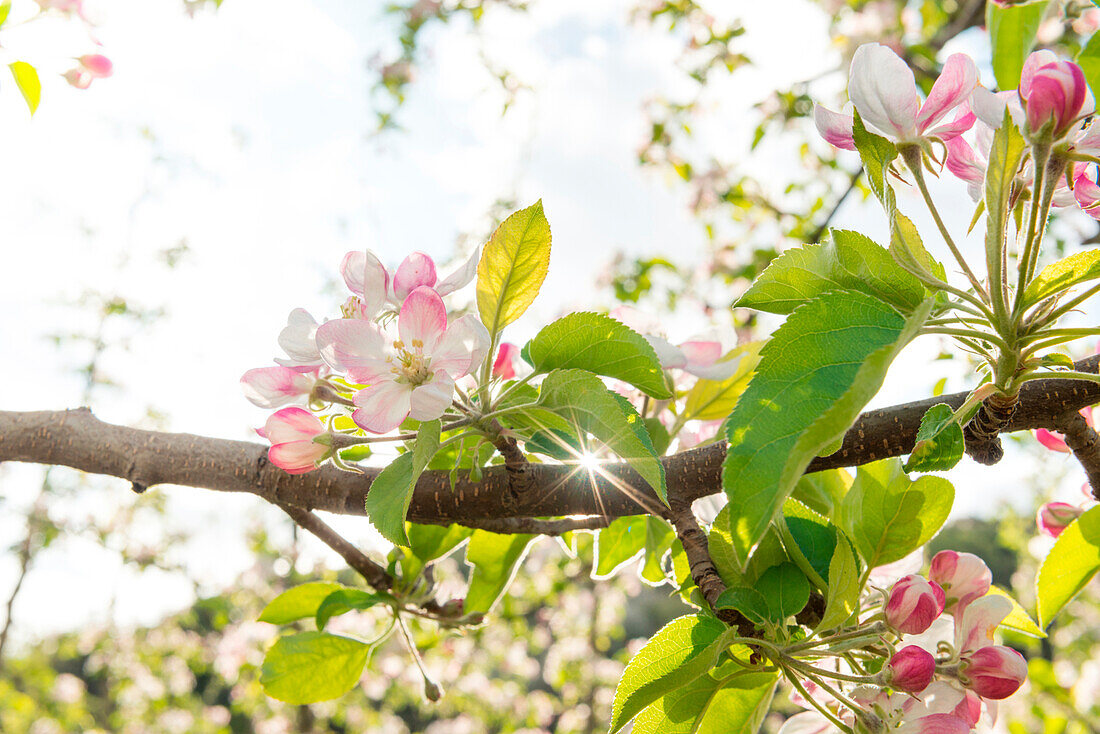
920, 327, 1008, 350
1016, 370, 1100, 386
1029, 282, 1100, 329
905, 147, 987, 296
490, 370, 538, 411
784, 668, 854, 734
782, 655, 878, 684
1014, 145, 1056, 315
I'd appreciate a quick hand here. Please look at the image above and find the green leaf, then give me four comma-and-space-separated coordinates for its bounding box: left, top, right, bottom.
756, 562, 811, 621
791, 469, 851, 519
259, 582, 346, 624
852, 110, 898, 204
527, 312, 671, 398
904, 403, 965, 473
406, 523, 471, 563
781, 499, 837, 588
818, 535, 860, 631
1037, 505, 1100, 628
988, 0, 1050, 90
1025, 250, 1100, 304
365, 420, 441, 546
595, 515, 647, 578
260, 631, 370, 704
682, 343, 763, 421
0, 1, 11, 28
840, 459, 954, 568
985, 110, 1027, 314
609, 614, 735, 733
708, 505, 741, 586
641, 516, 676, 584
538, 368, 666, 501
736, 230, 924, 315
464, 530, 536, 614
476, 200, 551, 334
986, 586, 1046, 639
714, 587, 771, 626
632, 672, 777, 734
1078, 31, 1100, 101
9, 62, 41, 116
315, 589, 388, 630
722, 291, 933, 566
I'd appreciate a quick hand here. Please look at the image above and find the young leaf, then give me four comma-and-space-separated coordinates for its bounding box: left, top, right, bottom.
9, 62, 41, 115
259, 582, 346, 624
406, 523, 471, 563
984, 110, 1026, 315
1078, 31, 1100, 101
817, 535, 860, 632
714, 587, 771, 626
736, 230, 924, 316
986, 586, 1045, 639
790, 469, 851, 519
364, 420, 441, 546
1037, 505, 1100, 628
594, 515, 647, 578
640, 516, 676, 585
464, 530, 536, 614
609, 614, 734, 733
987, 0, 1050, 90
780, 499, 837, 588
682, 343, 763, 422
315, 589, 389, 630
538, 368, 666, 501
756, 562, 811, 621
852, 110, 898, 203
840, 459, 954, 569
1025, 250, 1100, 304
526, 312, 671, 398
0, 1, 11, 27
476, 200, 551, 334
722, 291, 933, 566
904, 403, 965, 473
631, 671, 777, 734
260, 631, 370, 704
707, 506, 741, 586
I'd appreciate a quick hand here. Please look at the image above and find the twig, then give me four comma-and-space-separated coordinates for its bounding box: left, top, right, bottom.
1053, 409, 1100, 501
277, 503, 394, 592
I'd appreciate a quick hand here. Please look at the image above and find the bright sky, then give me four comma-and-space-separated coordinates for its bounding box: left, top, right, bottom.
0, 0, 1092, 641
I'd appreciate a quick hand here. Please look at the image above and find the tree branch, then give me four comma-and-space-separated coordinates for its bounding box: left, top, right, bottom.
1052, 409, 1100, 501
276, 503, 394, 592
2, 356, 1098, 525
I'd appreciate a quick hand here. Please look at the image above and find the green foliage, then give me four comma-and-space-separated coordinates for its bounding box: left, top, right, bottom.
365, 420, 441, 546
904, 403, 965, 473
840, 459, 954, 569
1025, 250, 1100, 305
641, 516, 676, 584
631, 671, 777, 734
1077, 31, 1100, 100
984, 110, 1027, 315
736, 230, 924, 315
755, 562, 811, 621
0, 1, 10, 27
780, 498, 837, 589
464, 530, 536, 614
818, 536, 860, 631
261, 631, 371, 704
316, 589, 390, 630
527, 311, 671, 398
722, 290, 932, 566
476, 200, 551, 335
594, 516, 647, 578
681, 343, 762, 421
714, 587, 771, 626
608, 614, 736, 733
1037, 505, 1100, 627
537, 368, 666, 500
258, 581, 346, 624
9, 61, 40, 115
987, 0, 1050, 90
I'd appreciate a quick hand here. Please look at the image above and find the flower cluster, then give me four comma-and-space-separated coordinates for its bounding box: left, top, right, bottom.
241, 249, 490, 474
781, 551, 1027, 733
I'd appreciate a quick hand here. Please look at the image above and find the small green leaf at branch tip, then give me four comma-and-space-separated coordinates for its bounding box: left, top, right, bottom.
904, 403, 965, 473
527, 311, 670, 398
9, 61, 41, 115
818, 536, 860, 632
721, 291, 933, 567
261, 631, 370, 704
1037, 505, 1100, 628
988, 0, 1050, 90
259, 582, 347, 624
476, 200, 551, 335
365, 421, 441, 547
1025, 250, 1100, 305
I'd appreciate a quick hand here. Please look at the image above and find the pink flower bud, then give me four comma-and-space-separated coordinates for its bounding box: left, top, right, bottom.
241, 366, 316, 409
63, 54, 113, 89
1037, 502, 1083, 538
929, 551, 991, 614
895, 713, 971, 734
885, 575, 946, 635
952, 689, 982, 728
1034, 427, 1071, 452
884, 646, 936, 694
492, 342, 520, 380
258, 407, 327, 474
959, 645, 1028, 700
1020, 51, 1090, 139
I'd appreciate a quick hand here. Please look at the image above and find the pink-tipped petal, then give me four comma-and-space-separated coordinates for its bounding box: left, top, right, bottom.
393, 252, 438, 302
435, 248, 479, 296
812, 104, 856, 150
241, 366, 314, 408
929, 550, 992, 614
945, 135, 987, 186
955, 594, 1012, 654
646, 335, 688, 369
679, 340, 722, 367
399, 286, 447, 350
848, 43, 920, 139
409, 371, 456, 421
925, 109, 976, 142
1037, 502, 1083, 538
960, 646, 1028, 700
352, 381, 413, 433
1021, 50, 1060, 95
492, 342, 520, 379
315, 319, 390, 384
340, 250, 389, 316
262, 407, 324, 445
79, 54, 113, 77
776, 712, 834, 734
895, 714, 971, 734
431, 313, 491, 378
269, 440, 326, 474
1035, 427, 1072, 452
917, 53, 979, 133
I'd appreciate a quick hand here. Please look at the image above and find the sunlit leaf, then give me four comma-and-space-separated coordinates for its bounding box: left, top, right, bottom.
259, 582, 346, 625
1037, 505, 1100, 628
476, 200, 551, 334
261, 631, 370, 704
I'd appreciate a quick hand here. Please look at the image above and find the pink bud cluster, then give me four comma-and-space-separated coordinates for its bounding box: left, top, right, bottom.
1033, 405, 1098, 537
242, 249, 491, 474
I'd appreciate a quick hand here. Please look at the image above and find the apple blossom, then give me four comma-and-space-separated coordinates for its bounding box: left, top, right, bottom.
883, 646, 936, 694
240, 366, 316, 409
953, 594, 1012, 655
275, 308, 324, 371
257, 407, 328, 474
339, 248, 479, 316
1036, 501, 1083, 538
646, 335, 743, 381
1019, 51, 1090, 140
316, 286, 489, 433
885, 574, 946, 635
64, 54, 113, 90
814, 44, 976, 149
928, 551, 992, 615
492, 342, 520, 379
958, 645, 1028, 700
894, 713, 971, 734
